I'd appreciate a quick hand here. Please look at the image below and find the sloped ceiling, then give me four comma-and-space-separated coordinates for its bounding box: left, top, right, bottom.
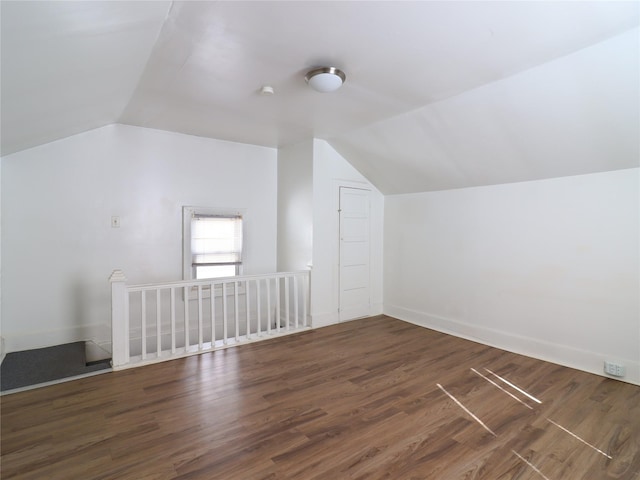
331, 28, 639, 193
1, 1, 638, 193
0, 1, 172, 155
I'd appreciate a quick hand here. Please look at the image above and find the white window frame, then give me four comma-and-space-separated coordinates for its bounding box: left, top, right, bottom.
183, 206, 246, 283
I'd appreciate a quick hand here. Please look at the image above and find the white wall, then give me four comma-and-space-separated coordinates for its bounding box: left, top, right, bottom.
384, 168, 640, 385
311, 139, 384, 327
277, 140, 313, 272
1, 124, 277, 352
0, 158, 3, 363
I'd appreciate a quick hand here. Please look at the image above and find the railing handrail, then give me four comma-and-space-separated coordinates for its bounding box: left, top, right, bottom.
126, 270, 310, 292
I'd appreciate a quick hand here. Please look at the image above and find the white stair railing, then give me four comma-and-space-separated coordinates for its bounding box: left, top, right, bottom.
110, 270, 310, 369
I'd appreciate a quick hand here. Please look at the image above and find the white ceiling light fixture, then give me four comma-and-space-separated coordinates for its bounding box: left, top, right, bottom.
305, 66, 346, 93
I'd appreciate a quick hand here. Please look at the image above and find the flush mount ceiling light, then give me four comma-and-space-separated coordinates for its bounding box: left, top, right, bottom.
305, 67, 346, 93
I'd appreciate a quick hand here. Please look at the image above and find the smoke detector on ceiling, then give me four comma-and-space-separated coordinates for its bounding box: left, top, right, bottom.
259, 85, 275, 96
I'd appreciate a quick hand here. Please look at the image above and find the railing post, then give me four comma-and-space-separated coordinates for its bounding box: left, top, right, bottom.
305, 267, 311, 327
110, 269, 129, 368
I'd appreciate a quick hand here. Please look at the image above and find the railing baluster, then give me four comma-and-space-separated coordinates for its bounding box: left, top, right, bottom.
294, 275, 299, 329
234, 281, 239, 342
256, 279, 262, 337
210, 282, 215, 347
245, 280, 251, 339
275, 277, 281, 332
125, 291, 130, 361
266, 278, 272, 335
141, 291, 147, 360
284, 276, 290, 331
197, 285, 203, 350
184, 286, 189, 350
170, 287, 176, 354
303, 273, 308, 327
222, 282, 228, 345
156, 289, 161, 358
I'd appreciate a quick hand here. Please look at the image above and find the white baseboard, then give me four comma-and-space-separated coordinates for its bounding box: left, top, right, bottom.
312, 303, 382, 328
384, 304, 640, 386
2, 323, 111, 354
370, 302, 383, 316
311, 311, 339, 328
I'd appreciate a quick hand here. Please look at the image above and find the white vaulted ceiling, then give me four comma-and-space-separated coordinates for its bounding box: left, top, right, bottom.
1, 1, 638, 193
0, 1, 172, 155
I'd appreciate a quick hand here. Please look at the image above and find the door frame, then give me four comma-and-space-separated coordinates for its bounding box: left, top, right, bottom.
334, 180, 372, 322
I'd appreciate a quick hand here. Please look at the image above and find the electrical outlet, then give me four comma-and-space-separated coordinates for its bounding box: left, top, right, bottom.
604, 361, 625, 377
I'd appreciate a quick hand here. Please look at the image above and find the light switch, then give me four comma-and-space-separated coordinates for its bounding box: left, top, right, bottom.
111, 216, 120, 228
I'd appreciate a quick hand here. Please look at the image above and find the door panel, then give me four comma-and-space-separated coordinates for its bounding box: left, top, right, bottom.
341, 217, 368, 239
340, 242, 369, 266
341, 264, 369, 290
340, 286, 369, 310
339, 187, 370, 321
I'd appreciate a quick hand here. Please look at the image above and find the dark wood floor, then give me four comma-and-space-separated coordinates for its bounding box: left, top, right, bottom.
2, 316, 639, 479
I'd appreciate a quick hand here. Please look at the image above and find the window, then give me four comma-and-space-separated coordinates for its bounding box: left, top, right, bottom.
183, 207, 243, 280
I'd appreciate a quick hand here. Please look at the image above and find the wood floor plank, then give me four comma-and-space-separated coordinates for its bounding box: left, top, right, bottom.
2, 315, 639, 479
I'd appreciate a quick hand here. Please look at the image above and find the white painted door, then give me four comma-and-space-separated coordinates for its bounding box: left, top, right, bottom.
339, 187, 370, 321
